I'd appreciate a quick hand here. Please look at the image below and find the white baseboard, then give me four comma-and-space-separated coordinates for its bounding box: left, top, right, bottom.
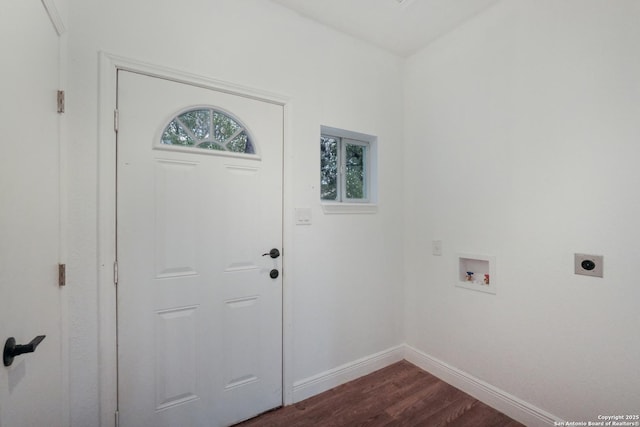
291, 344, 560, 426
404, 345, 560, 427
292, 345, 405, 403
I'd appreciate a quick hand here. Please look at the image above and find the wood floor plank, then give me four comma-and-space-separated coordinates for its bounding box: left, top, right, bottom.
403, 395, 477, 427
450, 401, 520, 427
234, 361, 523, 427
384, 379, 448, 419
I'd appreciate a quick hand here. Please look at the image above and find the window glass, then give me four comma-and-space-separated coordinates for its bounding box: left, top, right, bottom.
161, 108, 254, 154
320, 136, 339, 201
162, 119, 196, 146
320, 133, 370, 203
345, 142, 366, 200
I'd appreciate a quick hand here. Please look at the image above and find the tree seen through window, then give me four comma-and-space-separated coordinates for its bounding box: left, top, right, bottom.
321, 134, 368, 202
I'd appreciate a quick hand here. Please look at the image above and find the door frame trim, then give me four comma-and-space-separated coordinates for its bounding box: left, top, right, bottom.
97, 51, 293, 426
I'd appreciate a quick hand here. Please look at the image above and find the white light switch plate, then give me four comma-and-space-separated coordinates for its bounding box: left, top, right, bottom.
432, 240, 442, 256
295, 208, 312, 225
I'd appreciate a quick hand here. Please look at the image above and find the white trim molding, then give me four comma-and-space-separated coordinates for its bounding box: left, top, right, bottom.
404, 345, 560, 427
293, 345, 404, 403
97, 51, 293, 427
291, 344, 559, 426
41, 0, 66, 35
321, 203, 378, 215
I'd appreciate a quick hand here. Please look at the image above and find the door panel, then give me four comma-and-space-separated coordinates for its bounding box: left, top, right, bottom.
0, 2, 63, 427
117, 71, 283, 427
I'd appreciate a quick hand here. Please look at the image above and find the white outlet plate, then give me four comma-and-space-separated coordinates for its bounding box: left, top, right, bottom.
432, 240, 442, 256
574, 253, 603, 278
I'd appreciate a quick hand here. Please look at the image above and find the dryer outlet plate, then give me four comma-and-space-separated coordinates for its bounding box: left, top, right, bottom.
574, 253, 603, 278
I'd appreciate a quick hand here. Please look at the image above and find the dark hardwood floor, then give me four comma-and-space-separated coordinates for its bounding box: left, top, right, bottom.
235, 360, 523, 426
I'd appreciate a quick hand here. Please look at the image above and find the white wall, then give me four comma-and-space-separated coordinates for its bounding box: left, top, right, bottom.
66, 0, 404, 425
64, 0, 640, 424
404, 0, 640, 422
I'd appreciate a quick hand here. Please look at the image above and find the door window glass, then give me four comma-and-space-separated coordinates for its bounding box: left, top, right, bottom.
161, 108, 255, 154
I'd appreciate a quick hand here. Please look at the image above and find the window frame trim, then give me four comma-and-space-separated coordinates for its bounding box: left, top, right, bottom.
154, 105, 262, 161
320, 125, 378, 214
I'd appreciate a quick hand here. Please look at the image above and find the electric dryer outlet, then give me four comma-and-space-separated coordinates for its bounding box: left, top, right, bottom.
574, 253, 603, 278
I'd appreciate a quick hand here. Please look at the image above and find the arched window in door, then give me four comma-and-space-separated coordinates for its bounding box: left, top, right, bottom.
160, 108, 255, 154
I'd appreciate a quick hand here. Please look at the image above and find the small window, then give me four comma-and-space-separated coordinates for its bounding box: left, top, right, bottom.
160, 108, 255, 154
320, 126, 376, 209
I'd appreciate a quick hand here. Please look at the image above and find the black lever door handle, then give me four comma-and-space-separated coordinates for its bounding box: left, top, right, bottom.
262, 248, 280, 259
3, 335, 46, 367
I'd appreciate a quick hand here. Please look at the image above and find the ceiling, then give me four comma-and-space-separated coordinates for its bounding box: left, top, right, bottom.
270, 0, 501, 57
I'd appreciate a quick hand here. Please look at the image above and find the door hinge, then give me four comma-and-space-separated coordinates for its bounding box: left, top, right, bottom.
57, 90, 65, 114
113, 261, 119, 285
58, 263, 66, 287
115, 410, 119, 427
114, 109, 119, 133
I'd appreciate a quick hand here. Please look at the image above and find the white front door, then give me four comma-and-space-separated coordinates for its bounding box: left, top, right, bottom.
0, 2, 64, 427
116, 70, 283, 427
